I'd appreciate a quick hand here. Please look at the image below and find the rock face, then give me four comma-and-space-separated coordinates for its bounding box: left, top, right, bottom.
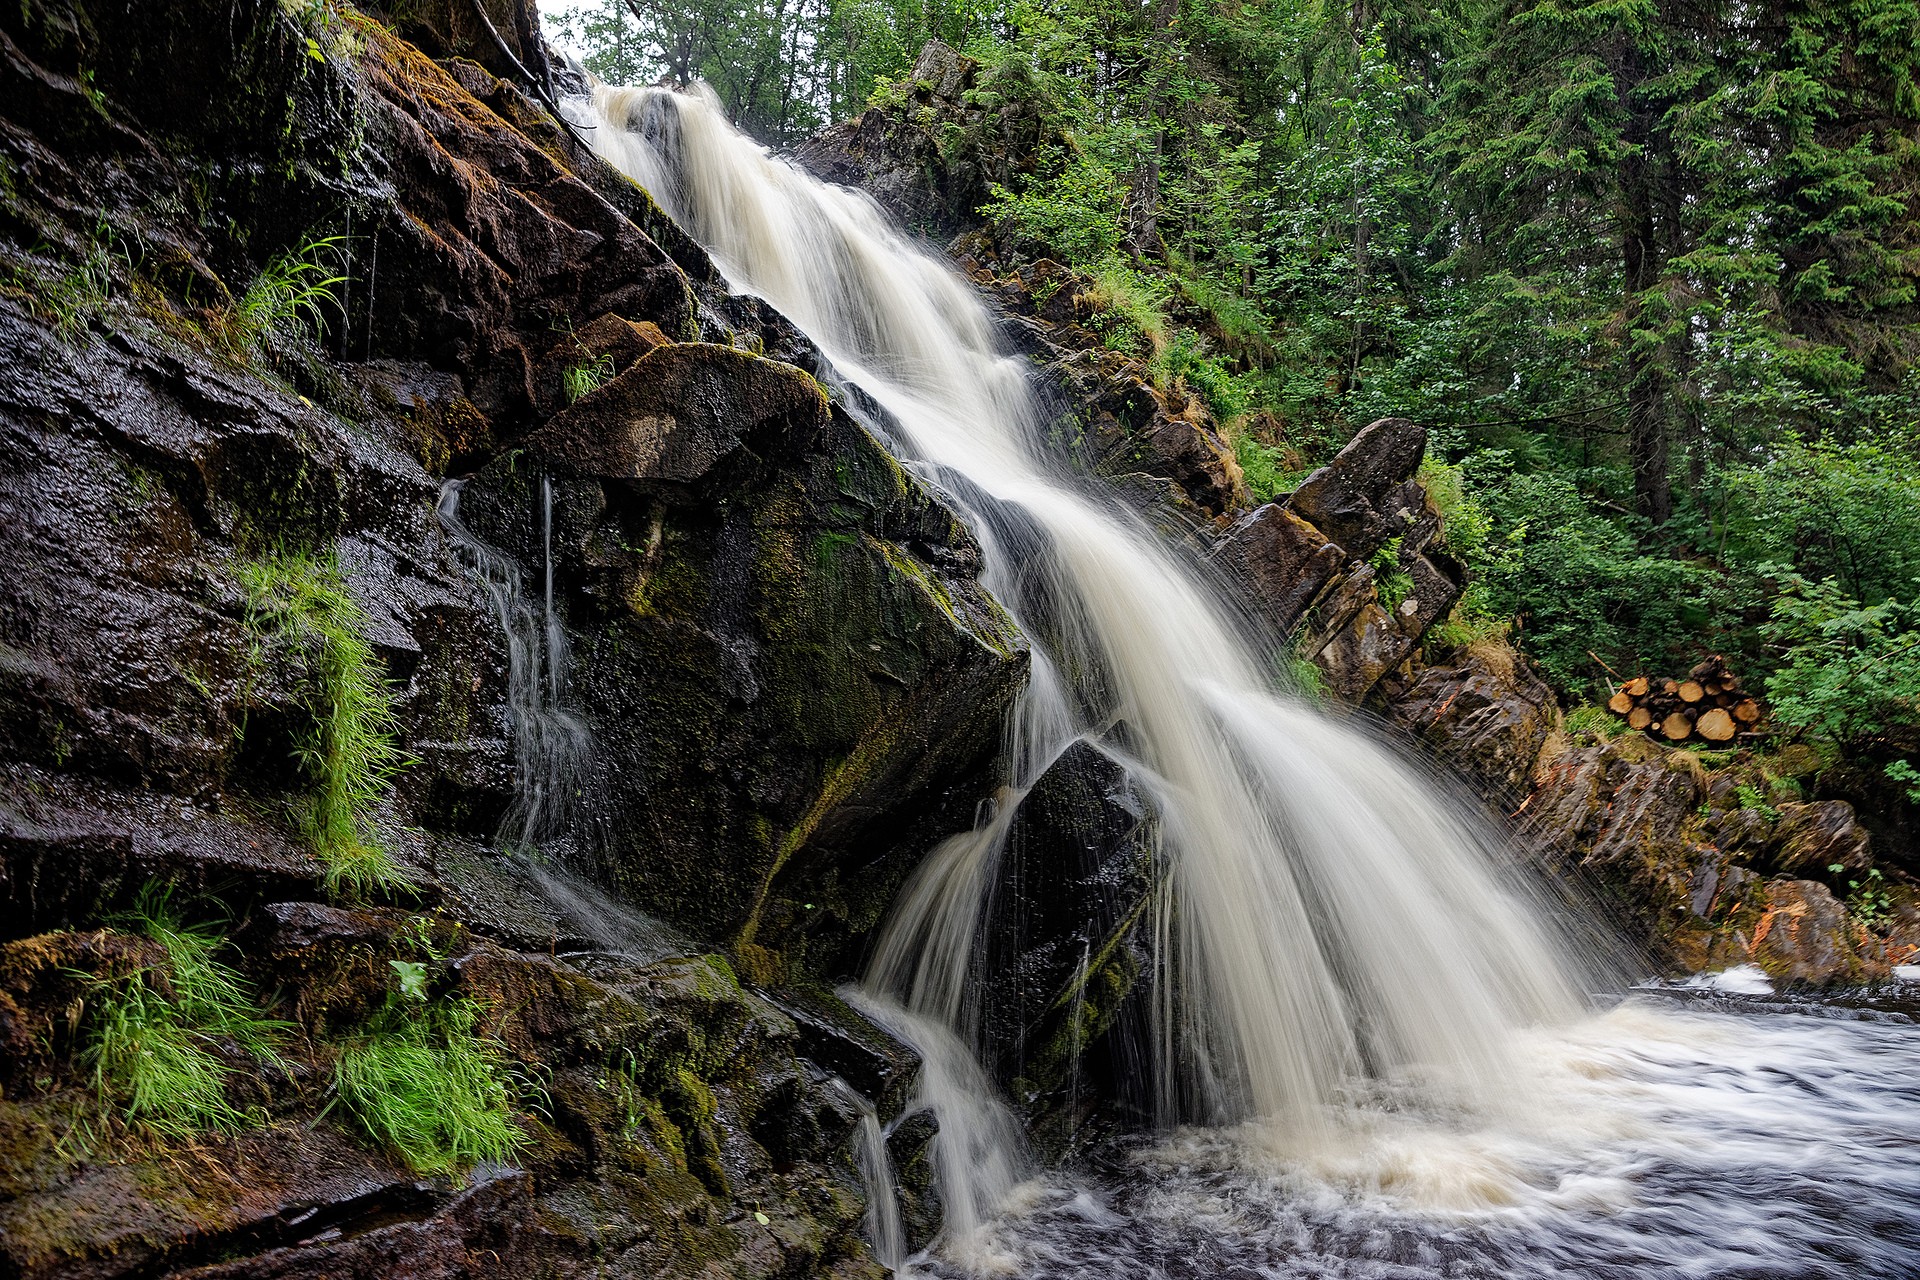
0, 2, 1018, 1275
1216, 416, 1463, 704
795, 41, 1058, 242
1393, 650, 1892, 985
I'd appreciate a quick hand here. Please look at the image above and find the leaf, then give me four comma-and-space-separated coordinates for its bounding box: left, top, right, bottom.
389, 959, 429, 1001
753, 1211, 770, 1226
306, 37, 325, 62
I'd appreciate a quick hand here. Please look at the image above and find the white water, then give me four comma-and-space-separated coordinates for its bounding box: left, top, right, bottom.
575, 82, 1588, 1261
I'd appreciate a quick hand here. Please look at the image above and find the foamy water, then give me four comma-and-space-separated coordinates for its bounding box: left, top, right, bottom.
915, 995, 1920, 1278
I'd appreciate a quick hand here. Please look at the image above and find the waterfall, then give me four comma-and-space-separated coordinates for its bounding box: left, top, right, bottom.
831, 1076, 911, 1273
576, 83, 1587, 1256
437, 479, 594, 855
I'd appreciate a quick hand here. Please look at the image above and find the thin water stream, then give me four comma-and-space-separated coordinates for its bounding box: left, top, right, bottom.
568, 83, 1920, 1279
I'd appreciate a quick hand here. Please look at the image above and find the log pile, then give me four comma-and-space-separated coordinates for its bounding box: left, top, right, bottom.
1606, 655, 1762, 743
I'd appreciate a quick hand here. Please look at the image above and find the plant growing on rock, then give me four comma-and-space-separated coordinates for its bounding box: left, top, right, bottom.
239, 550, 411, 895
224, 234, 346, 358
79, 887, 287, 1140
562, 351, 616, 403
331, 991, 523, 1176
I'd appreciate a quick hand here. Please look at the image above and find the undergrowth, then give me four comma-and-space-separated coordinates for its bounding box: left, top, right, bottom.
223, 235, 345, 358
80, 886, 286, 1140
239, 550, 411, 895
332, 995, 523, 1175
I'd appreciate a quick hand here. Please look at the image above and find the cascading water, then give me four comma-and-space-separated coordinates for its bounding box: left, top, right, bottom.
580, 73, 1576, 1221
568, 81, 1920, 1280
437, 478, 594, 854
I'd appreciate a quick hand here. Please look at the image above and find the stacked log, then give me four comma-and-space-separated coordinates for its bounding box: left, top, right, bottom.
1606, 655, 1762, 743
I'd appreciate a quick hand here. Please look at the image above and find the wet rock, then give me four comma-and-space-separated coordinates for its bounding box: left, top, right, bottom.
1, 767, 318, 936
1286, 417, 1427, 560
1770, 800, 1872, 875
980, 740, 1156, 1149
526, 343, 828, 485
1390, 647, 1559, 803
1752, 878, 1884, 986
1213, 505, 1346, 635
462, 389, 1026, 963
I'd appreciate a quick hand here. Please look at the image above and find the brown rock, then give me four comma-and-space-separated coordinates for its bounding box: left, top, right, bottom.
1390, 648, 1558, 801
1214, 505, 1345, 634
526, 344, 828, 484
1770, 800, 1872, 874
1752, 878, 1886, 985
1287, 417, 1427, 558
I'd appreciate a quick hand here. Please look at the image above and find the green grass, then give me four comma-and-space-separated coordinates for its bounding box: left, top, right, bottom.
333, 998, 523, 1175
80, 887, 287, 1140
1082, 260, 1170, 365
225, 235, 345, 357
239, 550, 411, 896
562, 352, 615, 403
1563, 703, 1620, 739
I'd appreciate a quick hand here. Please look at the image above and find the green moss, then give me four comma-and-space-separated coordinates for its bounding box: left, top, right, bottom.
238, 550, 411, 896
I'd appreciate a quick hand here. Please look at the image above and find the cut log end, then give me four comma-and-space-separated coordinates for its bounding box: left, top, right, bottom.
1624, 676, 1650, 697
1608, 691, 1635, 714
1733, 699, 1761, 723
1697, 708, 1736, 741
1678, 680, 1704, 703
1628, 706, 1653, 730
1661, 711, 1693, 740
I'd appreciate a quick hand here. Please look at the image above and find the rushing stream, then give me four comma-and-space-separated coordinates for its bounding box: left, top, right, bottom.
568, 83, 1920, 1278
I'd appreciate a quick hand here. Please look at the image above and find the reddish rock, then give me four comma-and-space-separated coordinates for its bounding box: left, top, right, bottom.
1390, 648, 1559, 801
1752, 879, 1885, 985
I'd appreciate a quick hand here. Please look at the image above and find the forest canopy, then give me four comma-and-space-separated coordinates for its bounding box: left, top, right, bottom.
543, 0, 1920, 794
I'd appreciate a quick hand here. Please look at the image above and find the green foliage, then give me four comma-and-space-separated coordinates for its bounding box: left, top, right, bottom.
1563, 703, 1618, 739
1368, 537, 1413, 614
1735, 784, 1782, 824
81, 887, 286, 1140
984, 146, 1129, 265
1235, 434, 1299, 505
1714, 431, 1920, 606
1761, 570, 1920, 759
1830, 865, 1896, 931
562, 353, 616, 403
239, 551, 411, 895
332, 996, 523, 1175
227, 235, 345, 357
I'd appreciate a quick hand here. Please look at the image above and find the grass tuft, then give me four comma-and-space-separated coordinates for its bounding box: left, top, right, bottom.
224, 235, 346, 357
239, 550, 411, 896
333, 997, 523, 1175
562, 352, 615, 403
81, 886, 286, 1140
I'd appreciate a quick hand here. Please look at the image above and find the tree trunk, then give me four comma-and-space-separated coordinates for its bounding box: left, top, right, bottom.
1615, 46, 1672, 526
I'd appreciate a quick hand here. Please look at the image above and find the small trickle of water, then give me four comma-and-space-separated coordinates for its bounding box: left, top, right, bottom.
436, 478, 594, 854
832, 1076, 910, 1273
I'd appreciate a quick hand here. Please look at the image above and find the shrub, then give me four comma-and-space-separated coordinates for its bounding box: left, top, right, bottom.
1761, 569, 1920, 782
333, 997, 523, 1175
240, 551, 411, 895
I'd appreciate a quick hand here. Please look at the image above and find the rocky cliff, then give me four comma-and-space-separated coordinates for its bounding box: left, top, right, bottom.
1, 9, 1913, 1280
